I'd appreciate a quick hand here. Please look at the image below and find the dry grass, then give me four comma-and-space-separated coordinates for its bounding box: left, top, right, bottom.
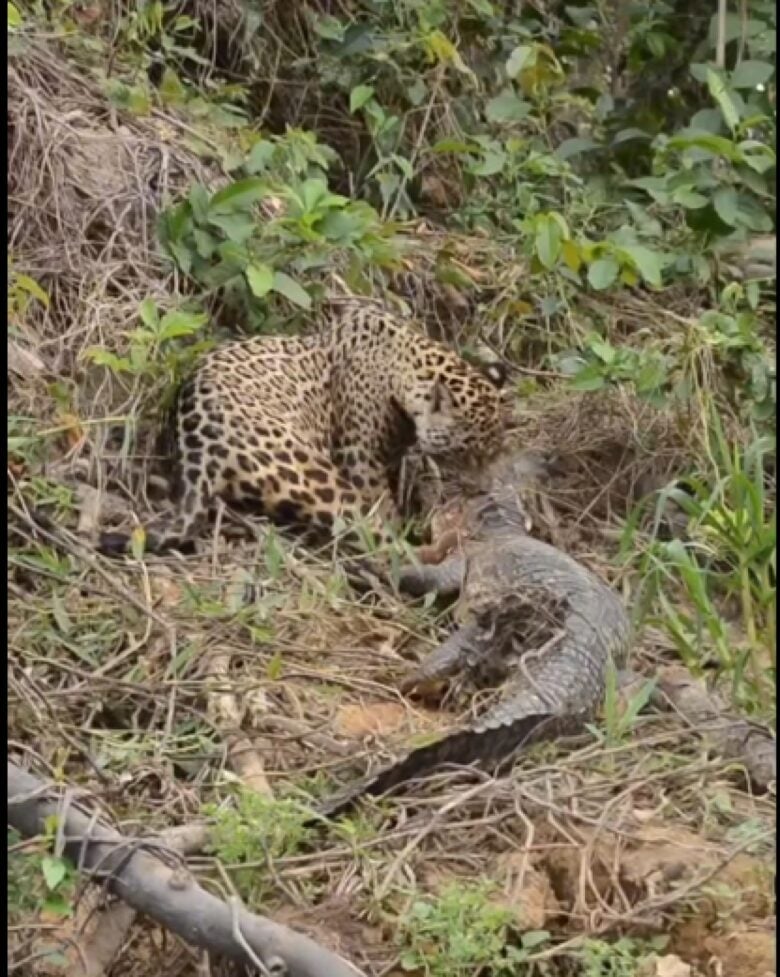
7, 28, 775, 977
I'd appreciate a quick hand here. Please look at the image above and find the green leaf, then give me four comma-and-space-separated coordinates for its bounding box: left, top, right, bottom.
313, 13, 346, 41
571, 363, 606, 391
158, 310, 208, 341
406, 78, 426, 106
485, 89, 531, 124
587, 257, 619, 290
706, 68, 741, 131
672, 187, 709, 209
8, 2, 22, 27
84, 348, 132, 373
14, 273, 49, 307
41, 856, 67, 892
621, 244, 663, 287
713, 186, 740, 226
587, 335, 616, 365
245, 140, 275, 174
534, 215, 562, 269
555, 136, 599, 159
187, 184, 210, 222
349, 84, 375, 113
730, 59, 775, 89
469, 151, 506, 176
272, 272, 312, 309
521, 930, 551, 949
206, 213, 256, 243
246, 263, 274, 298
689, 108, 724, 133
208, 178, 268, 215
506, 45, 534, 78
424, 30, 473, 76
636, 358, 668, 394
159, 68, 186, 105
138, 298, 159, 329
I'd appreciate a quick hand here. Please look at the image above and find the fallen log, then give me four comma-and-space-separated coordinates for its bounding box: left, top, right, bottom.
8, 761, 366, 977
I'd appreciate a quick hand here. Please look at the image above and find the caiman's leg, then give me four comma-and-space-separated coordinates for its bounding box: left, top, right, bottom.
400, 621, 481, 693
398, 554, 466, 598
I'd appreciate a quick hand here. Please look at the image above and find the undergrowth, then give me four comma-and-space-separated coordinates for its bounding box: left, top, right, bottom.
6, 1, 776, 975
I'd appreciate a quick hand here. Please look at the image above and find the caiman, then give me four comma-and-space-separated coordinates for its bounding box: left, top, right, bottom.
318, 450, 632, 819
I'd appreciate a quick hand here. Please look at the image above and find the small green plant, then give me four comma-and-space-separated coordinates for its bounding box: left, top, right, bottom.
84, 300, 211, 396
398, 879, 551, 976
7, 825, 76, 921
8, 262, 49, 324
577, 935, 669, 977
624, 415, 775, 713
204, 788, 315, 906
598, 660, 657, 748
159, 131, 403, 330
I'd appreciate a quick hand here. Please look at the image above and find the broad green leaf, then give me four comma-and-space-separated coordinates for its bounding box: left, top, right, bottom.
555, 136, 599, 159
41, 856, 67, 892
636, 358, 668, 393
158, 310, 208, 341
730, 59, 775, 89
138, 298, 159, 329
245, 140, 275, 174
188, 183, 210, 222
215, 240, 249, 269
706, 68, 741, 131
485, 89, 531, 124
206, 213, 256, 243
689, 108, 724, 133
469, 151, 506, 176
506, 45, 534, 78
272, 272, 312, 309
8, 2, 22, 27
667, 132, 741, 161
736, 165, 768, 196
587, 257, 619, 290
571, 363, 606, 391
246, 263, 274, 298
588, 335, 616, 365
534, 215, 562, 269
84, 348, 131, 373
611, 127, 651, 145
713, 186, 740, 226
349, 84, 374, 113
738, 140, 776, 174
621, 244, 663, 287
208, 178, 268, 215
672, 187, 709, 209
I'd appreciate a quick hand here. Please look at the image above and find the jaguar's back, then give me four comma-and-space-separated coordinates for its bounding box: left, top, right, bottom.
99, 300, 510, 555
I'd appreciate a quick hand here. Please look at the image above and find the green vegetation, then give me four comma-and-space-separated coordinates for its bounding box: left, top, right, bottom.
398, 881, 551, 976
7, 1, 775, 974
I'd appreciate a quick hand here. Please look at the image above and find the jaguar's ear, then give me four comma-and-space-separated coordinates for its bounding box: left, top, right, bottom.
481, 361, 508, 389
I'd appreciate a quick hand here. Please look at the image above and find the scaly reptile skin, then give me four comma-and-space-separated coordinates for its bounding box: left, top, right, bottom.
318, 451, 631, 819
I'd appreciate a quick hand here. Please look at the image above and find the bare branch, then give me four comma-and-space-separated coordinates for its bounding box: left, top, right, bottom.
8, 762, 366, 977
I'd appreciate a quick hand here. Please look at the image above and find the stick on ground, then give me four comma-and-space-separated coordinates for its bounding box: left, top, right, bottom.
8, 762, 366, 977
